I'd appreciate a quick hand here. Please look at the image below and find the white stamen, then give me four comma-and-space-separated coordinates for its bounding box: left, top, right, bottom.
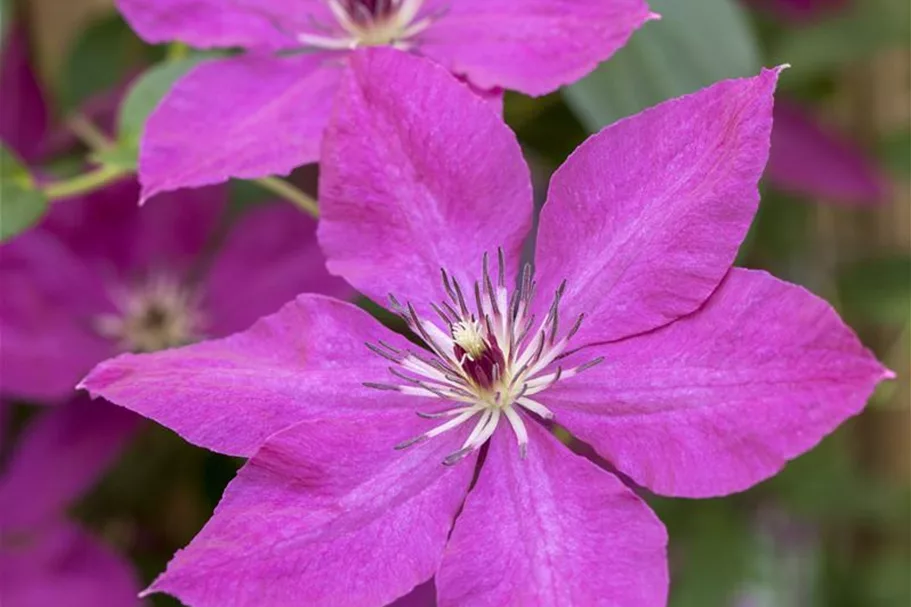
367, 249, 600, 463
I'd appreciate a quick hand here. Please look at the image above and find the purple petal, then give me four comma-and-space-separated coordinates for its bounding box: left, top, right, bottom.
116, 0, 330, 50
148, 413, 475, 607
202, 202, 353, 336
138, 54, 342, 200
0, 27, 50, 162
766, 100, 888, 205
534, 68, 781, 346
420, 0, 654, 96
319, 48, 532, 314
0, 396, 138, 529
0, 231, 115, 402
540, 269, 892, 498
437, 422, 668, 607
0, 521, 141, 607
80, 294, 424, 457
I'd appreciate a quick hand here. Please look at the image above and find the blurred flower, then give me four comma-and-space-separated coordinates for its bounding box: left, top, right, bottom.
0, 179, 351, 403
115, 0, 655, 200
767, 99, 888, 205
748, 0, 848, 21
0, 397, 141, 607
81, 49, 890, 606
0, 27, 50, 163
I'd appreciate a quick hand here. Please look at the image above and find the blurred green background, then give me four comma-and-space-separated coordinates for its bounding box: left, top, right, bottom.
1, 0, 909, 605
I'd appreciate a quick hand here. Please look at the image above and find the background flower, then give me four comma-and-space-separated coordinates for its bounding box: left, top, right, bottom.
113, 0, 655, 200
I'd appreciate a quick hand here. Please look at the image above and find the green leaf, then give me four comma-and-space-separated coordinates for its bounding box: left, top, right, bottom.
0, 146, 49, 241
90, 146, 139, 172
58, 13, 152, 112
772, 0, 910, 84
562, 0, 760, 130
117, 55, 217, 147
837, 255, 911, 324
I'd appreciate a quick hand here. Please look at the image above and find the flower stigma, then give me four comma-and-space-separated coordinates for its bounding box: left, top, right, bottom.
94, 274, 205, 353
296, 0, 439, 50
365, 249, 603, 465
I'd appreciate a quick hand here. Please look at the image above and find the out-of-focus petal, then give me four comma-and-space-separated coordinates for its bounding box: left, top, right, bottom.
147, 413, 474, 607
319, 48, 532, 314
203, 202, 352, 336
116, 0, 331, 50
0, 396, 138, 529
138, 54, 342, 201
534, 69, 780, 346
766, 100, 887, 204
41, 179, 225, 279
437, 422, 668, 607
0, 231, 115, 402
0, 521, 141, 607
541, 269, 892, 498
80, 295, 426, 457
420, 0, 653, 96
0, 28, 50, 162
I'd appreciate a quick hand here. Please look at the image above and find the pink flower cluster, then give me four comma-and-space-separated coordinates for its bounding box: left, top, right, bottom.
1, 1, 892, 606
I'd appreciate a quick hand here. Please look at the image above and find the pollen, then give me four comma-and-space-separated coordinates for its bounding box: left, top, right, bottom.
451, 320, 487, 360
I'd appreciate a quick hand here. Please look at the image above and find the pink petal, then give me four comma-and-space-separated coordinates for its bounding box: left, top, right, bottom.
0, 231, 116, 402
0, 27, 50, 163
319, 48, 532, 313
0, 521, 141, 607
116, 0, 330, 50
540, 269, 892, 498
766, 100, 888, 205
420, 0, 654, 96
148, 413, 475, 607
79, 294, 424, 457
138, 54, 342, 201
534, 68, 781, 346
437, 421, 668, 607
203, 202, 353, 336
0, 396, 138, 529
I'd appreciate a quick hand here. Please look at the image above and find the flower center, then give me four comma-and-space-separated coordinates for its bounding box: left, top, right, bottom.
94, 275, 205, 353
365, 249, 602, 465
296, 0, 436, 50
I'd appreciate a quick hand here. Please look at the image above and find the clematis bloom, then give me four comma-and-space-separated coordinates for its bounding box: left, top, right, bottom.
0, 179, 350, 404
0, 398, 141, 606
81, 50, 890, 606
116, 0, 655, 200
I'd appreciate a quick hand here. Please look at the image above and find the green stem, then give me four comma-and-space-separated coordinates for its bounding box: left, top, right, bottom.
42, 165, 131, 201
67, 113, 116, 151
255, 177, 320, 217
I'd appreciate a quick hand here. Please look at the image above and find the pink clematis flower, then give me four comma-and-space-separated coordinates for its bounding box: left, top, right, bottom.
0, 397, 141, 606
0, 179, 350, 404
81, 50, 890, 606
116, 0, 655, 201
